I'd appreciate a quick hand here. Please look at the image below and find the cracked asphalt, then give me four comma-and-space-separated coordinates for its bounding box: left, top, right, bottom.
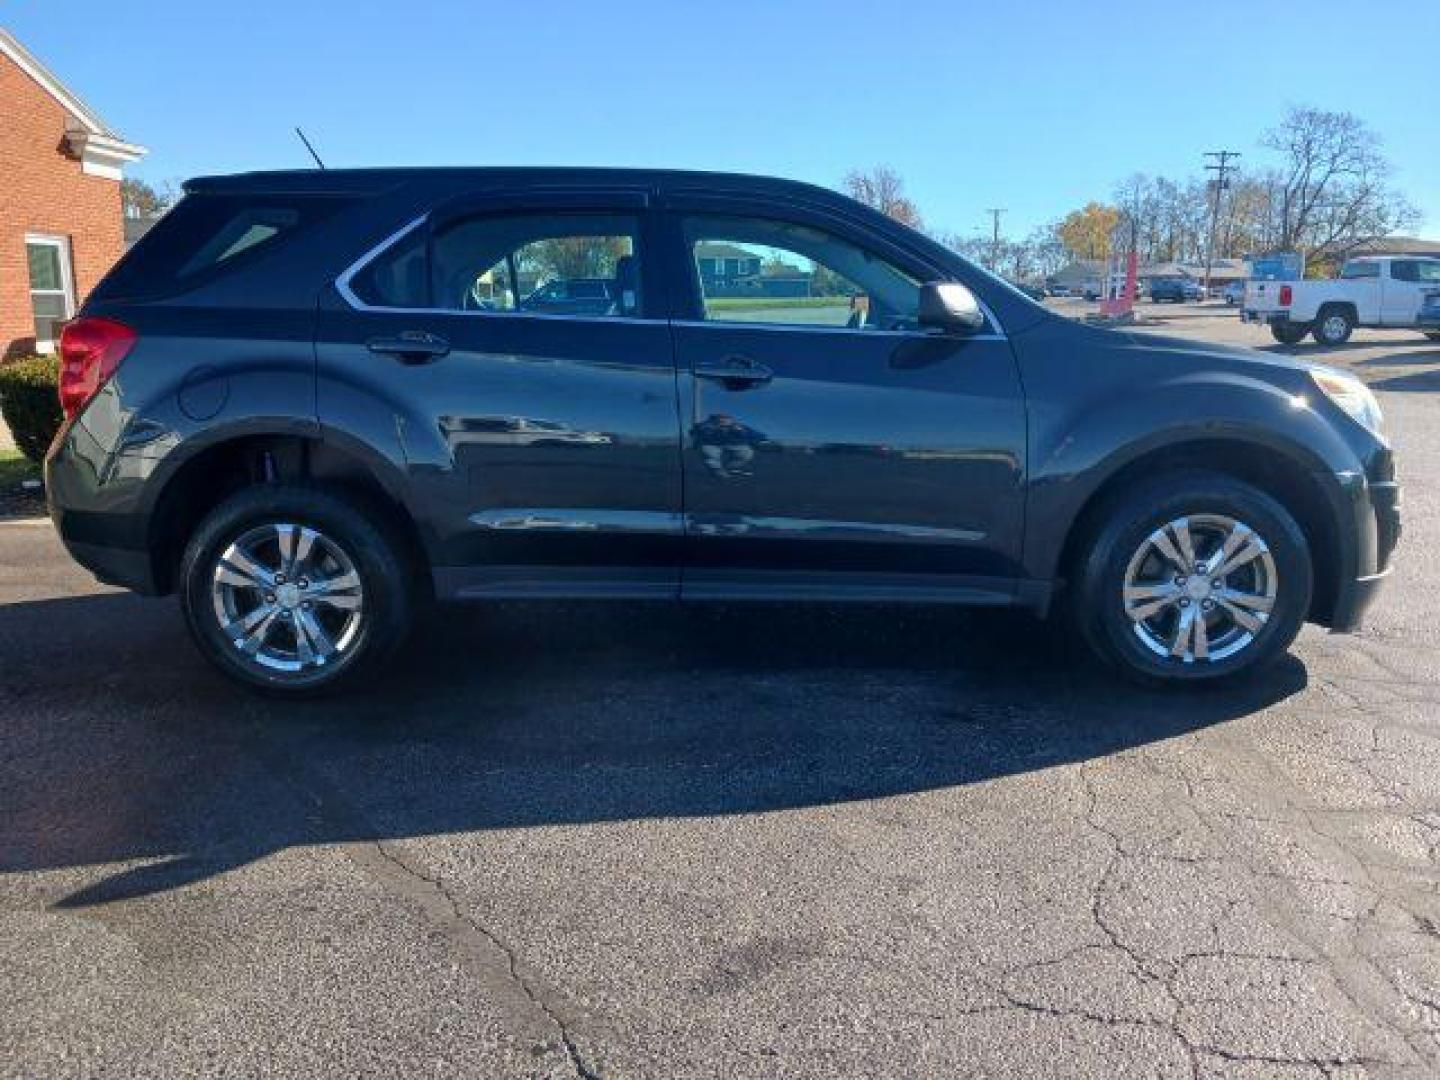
3, 311, 1438, 1078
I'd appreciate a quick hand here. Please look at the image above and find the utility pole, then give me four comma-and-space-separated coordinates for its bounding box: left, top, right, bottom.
1202, 150, 1239, 300
985, 208, 1006, 272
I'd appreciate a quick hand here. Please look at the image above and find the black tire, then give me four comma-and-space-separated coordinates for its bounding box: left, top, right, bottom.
180, 484, 413, 695
1270, 323, 1310, 345
1071, 470, 1312, 687
1312, 305, 1355, 346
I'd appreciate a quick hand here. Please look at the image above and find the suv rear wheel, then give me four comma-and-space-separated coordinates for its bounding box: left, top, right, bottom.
180, 485, 413, 695
1270, 323, 1310, 345
1072, 471, 1312, 686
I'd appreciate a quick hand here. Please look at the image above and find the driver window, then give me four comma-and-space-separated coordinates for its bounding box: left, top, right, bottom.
430, 212, 642, 317
683, 215, 919, 331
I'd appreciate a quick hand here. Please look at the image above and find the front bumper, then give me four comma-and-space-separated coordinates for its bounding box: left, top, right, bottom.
1326, 476, 1401, 633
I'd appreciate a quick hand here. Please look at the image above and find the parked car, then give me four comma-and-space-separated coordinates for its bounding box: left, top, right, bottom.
1150, 278, 1203, 303
46, 167, 1400, 695
1223, 281, 1246, 305
522, 277, 620, 316
1242, 256, 1440, 345
1420, 289, 1440, 340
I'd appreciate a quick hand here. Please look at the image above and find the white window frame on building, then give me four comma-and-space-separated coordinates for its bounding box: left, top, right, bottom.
25, 233, 76, 353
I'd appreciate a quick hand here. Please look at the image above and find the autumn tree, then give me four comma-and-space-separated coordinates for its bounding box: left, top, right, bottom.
842, 166, 923, 229
121, 177, 178, 219
1057, 202, 1120, 261
525, 236, 629, 280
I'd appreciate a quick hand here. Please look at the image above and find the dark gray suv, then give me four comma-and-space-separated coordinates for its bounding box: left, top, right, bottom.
45, 168, 1400, 694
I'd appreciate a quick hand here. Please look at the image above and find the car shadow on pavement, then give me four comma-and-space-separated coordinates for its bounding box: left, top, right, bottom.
1370, 370, 1440, 392
1257, 340, 1440, 361
0, 591, 1307, 908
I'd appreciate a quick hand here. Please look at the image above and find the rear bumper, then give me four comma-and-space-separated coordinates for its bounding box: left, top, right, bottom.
56, 532, 161, 595
45, 419, 162, 595
1241, 309, 1294, 326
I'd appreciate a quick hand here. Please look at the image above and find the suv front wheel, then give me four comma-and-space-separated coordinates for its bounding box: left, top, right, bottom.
1072, 471, 1312, 685
180, 485, 413, 695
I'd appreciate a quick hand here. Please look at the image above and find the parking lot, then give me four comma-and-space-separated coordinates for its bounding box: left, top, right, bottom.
3, 306, 1438, 1078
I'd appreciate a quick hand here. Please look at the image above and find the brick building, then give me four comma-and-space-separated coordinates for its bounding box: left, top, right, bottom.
1, 28, 145, 357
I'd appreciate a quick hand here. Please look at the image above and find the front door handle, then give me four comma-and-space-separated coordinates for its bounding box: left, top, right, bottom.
367, 331, 450, 363
693, 355, 773, 388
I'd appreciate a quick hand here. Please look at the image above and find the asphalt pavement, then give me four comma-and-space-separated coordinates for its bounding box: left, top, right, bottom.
2, 309, 1439, 1078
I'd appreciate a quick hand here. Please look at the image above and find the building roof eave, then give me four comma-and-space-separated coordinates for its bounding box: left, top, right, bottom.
1, 27, 142, 154
63, 127, 148, 179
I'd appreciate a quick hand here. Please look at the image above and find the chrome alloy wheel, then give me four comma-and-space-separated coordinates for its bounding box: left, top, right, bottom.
1121, 514, 1278, 664
210, 523, 365, 674
1321, 313, 1350, 342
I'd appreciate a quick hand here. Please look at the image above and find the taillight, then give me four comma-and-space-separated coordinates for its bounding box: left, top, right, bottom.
1278, 285, 1293, 307
58, 317, 136, 420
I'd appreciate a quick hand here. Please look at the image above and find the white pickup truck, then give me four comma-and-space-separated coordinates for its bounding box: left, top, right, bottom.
1241, 255, 1440, 346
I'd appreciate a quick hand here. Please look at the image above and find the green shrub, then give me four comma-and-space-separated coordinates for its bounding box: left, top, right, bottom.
0, 356, 62, 463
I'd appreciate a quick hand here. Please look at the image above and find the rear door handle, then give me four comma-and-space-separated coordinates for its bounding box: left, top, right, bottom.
693, 355, 773, 387
367, 331, 450, 363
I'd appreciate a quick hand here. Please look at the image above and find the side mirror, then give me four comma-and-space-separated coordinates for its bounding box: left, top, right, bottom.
918, 282, 986, 332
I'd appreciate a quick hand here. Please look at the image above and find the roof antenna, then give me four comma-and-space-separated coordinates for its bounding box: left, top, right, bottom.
295, 126, 326, 169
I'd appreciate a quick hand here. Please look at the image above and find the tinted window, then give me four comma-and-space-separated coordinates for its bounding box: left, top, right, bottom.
96, 193, 350, 299
431, 212, 641, 317
683, 215, 919, 330
349, 227, 428, 308
1387, 259, 1440, 283
1340, 261, 1380, 279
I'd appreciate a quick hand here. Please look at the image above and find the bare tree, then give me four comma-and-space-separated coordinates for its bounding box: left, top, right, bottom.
842, 166, 923, 230
1262, 106, 1418, 257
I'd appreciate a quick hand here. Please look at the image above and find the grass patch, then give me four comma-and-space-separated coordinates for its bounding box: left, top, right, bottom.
0, 448, 41, 491
706, 297, 851, 310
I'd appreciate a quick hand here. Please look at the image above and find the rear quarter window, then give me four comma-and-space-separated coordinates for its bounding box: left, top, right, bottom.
94, 193, 352, 300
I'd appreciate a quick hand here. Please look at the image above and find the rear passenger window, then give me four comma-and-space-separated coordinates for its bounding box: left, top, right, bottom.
351, 212, 644, 317
94, 193, 350, 300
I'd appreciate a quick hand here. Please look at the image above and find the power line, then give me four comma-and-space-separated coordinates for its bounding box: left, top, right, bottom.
1202, 150, 1239, 298
985, 208, 1007, 269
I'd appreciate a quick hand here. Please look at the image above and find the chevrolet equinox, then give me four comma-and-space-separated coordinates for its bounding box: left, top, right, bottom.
45, 168, 1401, 695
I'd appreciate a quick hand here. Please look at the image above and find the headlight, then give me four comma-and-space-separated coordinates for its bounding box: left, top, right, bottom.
1310, 369, 1384, 435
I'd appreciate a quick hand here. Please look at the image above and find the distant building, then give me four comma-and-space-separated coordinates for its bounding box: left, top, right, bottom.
695, 242, 814, 298
696, 243, 763, 290
1138, 260, 1251, 288
1344, 236, 1440, 259
1, 28, 145, 356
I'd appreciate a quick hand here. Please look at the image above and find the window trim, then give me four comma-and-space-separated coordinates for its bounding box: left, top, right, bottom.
24, 233, 76, 354
336, 212, 662, 323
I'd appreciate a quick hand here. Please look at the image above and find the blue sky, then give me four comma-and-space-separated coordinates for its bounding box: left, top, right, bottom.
10, 0, 1438, 240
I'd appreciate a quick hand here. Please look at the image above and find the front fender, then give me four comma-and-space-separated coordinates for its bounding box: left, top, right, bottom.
1016, 327, 1368, 583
